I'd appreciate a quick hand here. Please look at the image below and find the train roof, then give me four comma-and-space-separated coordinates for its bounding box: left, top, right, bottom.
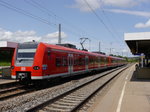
18, 42, 38, 49
42, 42, 107, 57
43, 42, 125, 60
19, 42, 124, 60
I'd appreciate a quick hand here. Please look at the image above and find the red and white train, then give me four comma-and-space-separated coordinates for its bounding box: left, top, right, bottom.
11, 42, 126, 81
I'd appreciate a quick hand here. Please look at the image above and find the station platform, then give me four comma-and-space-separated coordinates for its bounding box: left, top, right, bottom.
0, 75, 16, 85
90, 64, 150, 112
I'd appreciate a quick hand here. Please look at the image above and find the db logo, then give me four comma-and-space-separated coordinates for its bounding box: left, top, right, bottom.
21, 67, 26, 71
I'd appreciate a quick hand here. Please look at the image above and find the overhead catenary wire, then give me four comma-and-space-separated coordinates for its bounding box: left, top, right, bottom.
97, 0, 126, 51
1, 0, 104, 45
0, 0, 86, 44
28, 0, 128, 54
0, 0, 57, 27
24, 0, 102, 49
24, 0, 83, 38
83, 0, 120, 43
0, 0, 112, 51
25, 0, 101, 42
0, 0, 83, 40
97, 0, 123, 42
23, 0, 84, 38
24, 0, 55, 20
30, 0, 86, 34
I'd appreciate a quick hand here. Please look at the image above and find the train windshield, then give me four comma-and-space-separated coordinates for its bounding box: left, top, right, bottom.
15, 42, 38, 66
17, 49, 36, 60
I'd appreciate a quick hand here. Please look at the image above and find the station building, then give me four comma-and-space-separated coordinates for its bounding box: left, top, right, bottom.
124, 32, 150, 78
0, 41, 17, 62
0, 41, 17, 77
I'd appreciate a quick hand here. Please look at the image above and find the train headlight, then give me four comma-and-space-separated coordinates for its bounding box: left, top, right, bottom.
33, 66, 40, 70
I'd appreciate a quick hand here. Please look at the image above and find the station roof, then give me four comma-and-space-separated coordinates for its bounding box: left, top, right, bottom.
124, 32, 150, 57
0, 41, 17, 50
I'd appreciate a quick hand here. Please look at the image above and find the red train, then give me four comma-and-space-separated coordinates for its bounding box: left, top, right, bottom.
11, 42, 125, 81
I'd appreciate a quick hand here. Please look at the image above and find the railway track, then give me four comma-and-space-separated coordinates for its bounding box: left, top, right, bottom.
0, 81, 19, 89
26, 65, 129, 112
0, 84, 35, 101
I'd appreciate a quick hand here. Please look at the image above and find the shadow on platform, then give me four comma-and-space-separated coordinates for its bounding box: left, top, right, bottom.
130, 67, 150, 82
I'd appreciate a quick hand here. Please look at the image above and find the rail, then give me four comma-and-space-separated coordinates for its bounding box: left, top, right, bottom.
26, 65, 130, 112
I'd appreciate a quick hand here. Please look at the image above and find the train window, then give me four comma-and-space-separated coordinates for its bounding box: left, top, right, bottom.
90, 57, 94, 64
48, 51, 51, 56
17, 52, 35, 58
79, 58, 82, 65
89, 58, 92, 64
73, 56, 85, 66
82, 57, 85, 65
92, 57, 94, 64
76, 59, 79, 65
89, 58, 91, 64
17, 49, 36, 59
112, 59, 115, 63
74, 56, 78, 66
103, 58, 105, 64
62, 57, 68, 66
56, 57, 62, 67
100, 57, 104, 64
107, 58, 109, 64
96, 57, 99, 64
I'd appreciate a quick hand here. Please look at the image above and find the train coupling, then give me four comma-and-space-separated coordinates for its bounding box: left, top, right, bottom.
18, 73, 27, 79
17, 72, 31, 81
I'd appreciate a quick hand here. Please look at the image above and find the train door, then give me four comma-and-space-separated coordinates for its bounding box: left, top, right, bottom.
98, 56, 101, 68
85, 56, 89, 70
68, 54, 73, 74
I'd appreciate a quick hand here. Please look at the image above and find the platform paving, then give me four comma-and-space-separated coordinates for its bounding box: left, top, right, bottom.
90, 64, 150, 112
0, 75, 16, 85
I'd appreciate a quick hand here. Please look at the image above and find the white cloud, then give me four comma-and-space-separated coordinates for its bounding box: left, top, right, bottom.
72, 0, 101, 12
105, 9, 150, 17
45, 32, 67, 39
104, 9, 150, 29
135, 19, 150, 28
102, 0, 137, 7
0, 28, 67, 44
72, 0, 149, 12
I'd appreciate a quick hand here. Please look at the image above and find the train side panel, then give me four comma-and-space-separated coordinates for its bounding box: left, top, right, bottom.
11, 42, 126, 81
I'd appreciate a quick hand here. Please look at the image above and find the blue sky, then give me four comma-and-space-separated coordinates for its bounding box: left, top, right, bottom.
0, 0, 150, 57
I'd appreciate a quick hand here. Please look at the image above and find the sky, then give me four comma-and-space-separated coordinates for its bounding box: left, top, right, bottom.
0, 0, 150, 57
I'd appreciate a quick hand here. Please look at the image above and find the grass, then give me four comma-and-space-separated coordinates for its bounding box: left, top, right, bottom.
0, 61, 11, 75
0, 61, 11, 66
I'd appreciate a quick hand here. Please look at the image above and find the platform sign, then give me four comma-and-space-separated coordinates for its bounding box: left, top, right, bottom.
140, 53, 145, 68
141, 53, 145, 58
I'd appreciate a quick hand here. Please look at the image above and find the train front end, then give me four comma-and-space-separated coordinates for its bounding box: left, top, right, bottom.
11, 42, 41, 82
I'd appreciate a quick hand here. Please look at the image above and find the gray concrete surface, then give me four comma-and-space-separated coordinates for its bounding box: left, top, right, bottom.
0, 78, 16, 84
136, 67, 150, 79
90, 65, 150, 112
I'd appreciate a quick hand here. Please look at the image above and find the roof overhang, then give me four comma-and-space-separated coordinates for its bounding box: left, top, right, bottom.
124, 32, 150, 57
0, 41, 18, 51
